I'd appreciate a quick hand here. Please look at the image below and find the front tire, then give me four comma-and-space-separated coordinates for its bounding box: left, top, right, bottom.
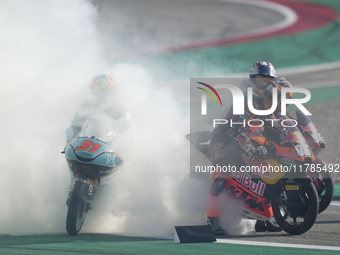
66, 182, 87, 236
272, 179, 319, 235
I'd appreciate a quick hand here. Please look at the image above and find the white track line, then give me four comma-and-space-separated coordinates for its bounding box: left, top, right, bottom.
155, 234, 340, 250
219, 0, 297, 39
216, 239, 340, 251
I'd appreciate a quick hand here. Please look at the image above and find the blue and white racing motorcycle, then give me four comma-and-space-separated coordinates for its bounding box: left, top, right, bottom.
63, 116, 121, 235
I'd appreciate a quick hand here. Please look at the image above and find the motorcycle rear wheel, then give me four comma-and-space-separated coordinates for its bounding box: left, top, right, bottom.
272, 180, 319, 235
66, 182, 87, 236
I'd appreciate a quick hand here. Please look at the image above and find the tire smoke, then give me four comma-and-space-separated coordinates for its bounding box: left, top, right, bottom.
1, 0, 251, 237
0, 0, 105, 235
0, 0, 191, 236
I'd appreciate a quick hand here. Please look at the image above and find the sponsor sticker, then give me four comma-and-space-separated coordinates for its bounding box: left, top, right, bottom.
285, 185, 299, 190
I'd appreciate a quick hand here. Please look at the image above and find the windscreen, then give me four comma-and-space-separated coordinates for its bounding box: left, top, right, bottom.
271, 113, 300, 135
79, 115, 116, 143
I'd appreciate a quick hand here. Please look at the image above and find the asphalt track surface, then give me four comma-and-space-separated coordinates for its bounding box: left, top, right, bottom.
95, 0, 287, 54
218, 202, 340, 247
3, 0, 340, 254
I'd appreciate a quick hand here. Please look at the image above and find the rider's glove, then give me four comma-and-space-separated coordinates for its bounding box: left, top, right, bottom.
255, 146, 268, 157
245, 144, 267, 158
245, 143, 256, 156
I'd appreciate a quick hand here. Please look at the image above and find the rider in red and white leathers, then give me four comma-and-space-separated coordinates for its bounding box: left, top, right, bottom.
207, 61, 292, 235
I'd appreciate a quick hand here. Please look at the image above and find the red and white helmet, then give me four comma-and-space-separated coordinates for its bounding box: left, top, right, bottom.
249, 61, 277, 96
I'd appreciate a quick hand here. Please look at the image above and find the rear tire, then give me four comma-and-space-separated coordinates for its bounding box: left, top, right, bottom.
272, 179, 319, 235
66, 182, 87, 236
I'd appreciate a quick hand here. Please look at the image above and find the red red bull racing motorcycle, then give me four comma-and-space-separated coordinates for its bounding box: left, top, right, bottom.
186, 111, 333, 235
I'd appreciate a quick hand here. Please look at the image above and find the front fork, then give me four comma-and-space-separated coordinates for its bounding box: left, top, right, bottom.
306, 157, 327, 194
66, 173, 98, 213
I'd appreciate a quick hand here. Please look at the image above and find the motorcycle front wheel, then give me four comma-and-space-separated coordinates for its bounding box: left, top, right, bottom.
66, 182, 87, 236
271, 179, 319, 235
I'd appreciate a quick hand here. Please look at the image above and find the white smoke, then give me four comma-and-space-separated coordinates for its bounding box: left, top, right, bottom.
0, 0, 106, 235
81, 64, 191, 235
0, 0, 193, 236
0, 0, 252, 237
219, 196, 256, 235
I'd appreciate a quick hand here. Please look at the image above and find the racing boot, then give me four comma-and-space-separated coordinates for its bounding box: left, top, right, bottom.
255, 220, 282, 232
207, 217, 228, 236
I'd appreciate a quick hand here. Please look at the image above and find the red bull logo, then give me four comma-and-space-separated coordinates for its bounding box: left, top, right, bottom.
301, 123, 318, 141
250, 159, 275, 180
280, 132, 302, 145
301, 123, 314, 133
301, 123, 325, 149
229, 171, 266, 196
214, 143, 223, 160
235, 134, 247, 148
